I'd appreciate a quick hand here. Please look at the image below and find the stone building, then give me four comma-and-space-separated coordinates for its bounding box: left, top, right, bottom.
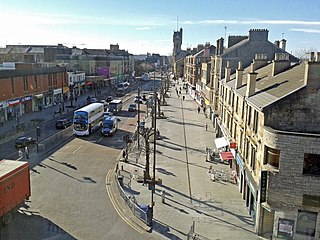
206, 29, 299, 119
184, 43, 215, 102
216, 52, 320, 239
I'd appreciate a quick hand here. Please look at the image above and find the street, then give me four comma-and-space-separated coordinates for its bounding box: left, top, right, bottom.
0, 79, 163, 240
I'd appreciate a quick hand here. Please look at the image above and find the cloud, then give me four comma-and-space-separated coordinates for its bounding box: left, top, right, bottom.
182, 19, 320, 26
290, 28, 320, 33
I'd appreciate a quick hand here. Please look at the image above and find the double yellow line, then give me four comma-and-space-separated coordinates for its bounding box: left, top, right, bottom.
106, 169, 145, 234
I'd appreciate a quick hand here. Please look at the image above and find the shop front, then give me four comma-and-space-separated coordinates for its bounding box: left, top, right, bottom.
33, 93, 44, 111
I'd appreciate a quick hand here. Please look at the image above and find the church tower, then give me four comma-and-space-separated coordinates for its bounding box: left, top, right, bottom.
173, 28, 183, 57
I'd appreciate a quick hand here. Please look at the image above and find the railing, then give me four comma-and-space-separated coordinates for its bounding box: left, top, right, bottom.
114, 170, 151, 226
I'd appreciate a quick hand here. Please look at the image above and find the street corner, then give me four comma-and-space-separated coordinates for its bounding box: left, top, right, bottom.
106, 165, 151, 234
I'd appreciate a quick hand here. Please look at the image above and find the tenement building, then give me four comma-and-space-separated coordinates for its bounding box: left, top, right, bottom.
216, 52, 320, 239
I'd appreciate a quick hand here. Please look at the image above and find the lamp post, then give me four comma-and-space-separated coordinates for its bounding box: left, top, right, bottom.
149, 67, 157, 227
137, 85, 141, 149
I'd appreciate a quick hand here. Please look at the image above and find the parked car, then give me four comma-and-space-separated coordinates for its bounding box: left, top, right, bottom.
106, 96, 113, 102
15, 136, 36, 149
90, 97, 98, 103
128, 103, 137, 112
116, 91, 125, 97
55, 118, 72, 129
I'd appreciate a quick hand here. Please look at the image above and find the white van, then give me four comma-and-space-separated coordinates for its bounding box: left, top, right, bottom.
107, 99, 123, 113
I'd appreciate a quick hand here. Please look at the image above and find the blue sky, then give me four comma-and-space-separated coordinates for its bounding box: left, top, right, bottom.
1, 0, 319, 56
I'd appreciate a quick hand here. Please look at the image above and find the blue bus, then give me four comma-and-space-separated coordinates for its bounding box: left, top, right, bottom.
73, 103, 104, 136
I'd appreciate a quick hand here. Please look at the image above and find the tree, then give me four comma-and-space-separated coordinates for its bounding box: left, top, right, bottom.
139, 127, 155, 181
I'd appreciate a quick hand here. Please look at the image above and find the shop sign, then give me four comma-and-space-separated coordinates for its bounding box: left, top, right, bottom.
8, 98, 21, 106
22, 95, 32, 102
260, 171, 267, 203
277, 218, 294, 239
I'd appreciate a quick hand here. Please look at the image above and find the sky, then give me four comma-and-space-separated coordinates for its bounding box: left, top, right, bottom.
0, 0, 320, 56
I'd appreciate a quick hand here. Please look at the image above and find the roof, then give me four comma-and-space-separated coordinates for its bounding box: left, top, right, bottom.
225, 62, 306, 110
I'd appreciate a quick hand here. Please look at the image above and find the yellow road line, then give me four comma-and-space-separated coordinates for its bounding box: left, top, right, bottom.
106, 169, 145, 234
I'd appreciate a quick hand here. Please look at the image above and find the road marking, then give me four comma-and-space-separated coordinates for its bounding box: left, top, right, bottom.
106, 169, 144, 234
72, 145, 82, 154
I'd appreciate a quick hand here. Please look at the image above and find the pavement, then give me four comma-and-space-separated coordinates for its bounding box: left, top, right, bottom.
110, 80, 263, 240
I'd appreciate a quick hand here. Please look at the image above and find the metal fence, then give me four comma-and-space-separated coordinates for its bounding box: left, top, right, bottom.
115, 171, 150, 226
39, 127, 74, 152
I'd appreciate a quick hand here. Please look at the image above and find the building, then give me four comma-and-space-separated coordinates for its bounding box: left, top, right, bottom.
0, 66, 67, 123
216, 52, 320, 239
184, 43, 216, 102
207, 29, 300, 121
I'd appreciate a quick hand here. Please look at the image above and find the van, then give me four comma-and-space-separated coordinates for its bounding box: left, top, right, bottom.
107, 99, 123, 113
116, 82, 128, 92
101, 116, 118, 136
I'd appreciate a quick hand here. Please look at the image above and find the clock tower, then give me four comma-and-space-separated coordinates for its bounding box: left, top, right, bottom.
173, 28, 183, 57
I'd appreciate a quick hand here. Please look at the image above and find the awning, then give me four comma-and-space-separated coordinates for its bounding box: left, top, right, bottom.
219, 151, 234, 161
214, 137, 228, 149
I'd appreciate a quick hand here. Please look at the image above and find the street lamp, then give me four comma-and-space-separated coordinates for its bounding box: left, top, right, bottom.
137, 85, 141, 149
149, 67, 157, 227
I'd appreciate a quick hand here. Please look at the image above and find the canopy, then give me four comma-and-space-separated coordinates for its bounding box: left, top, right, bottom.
219, 151, 234, 161
214, 137, 229, 149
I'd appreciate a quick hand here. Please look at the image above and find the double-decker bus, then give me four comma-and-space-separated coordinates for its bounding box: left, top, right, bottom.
73, 103, 104, 136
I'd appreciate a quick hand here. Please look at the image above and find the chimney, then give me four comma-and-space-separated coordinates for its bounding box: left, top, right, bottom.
274, 40, 280, 48
215, 37, 224, 55
280, 39, 287, 51
225, 61, 231, 82
316, 52, 320, 62
253, 53, 268, 69
272, 53, 290, 76
310, 52, 315, 61
246, 62, 257, 97
235, 62, 243, 89
204, 42, 210, 57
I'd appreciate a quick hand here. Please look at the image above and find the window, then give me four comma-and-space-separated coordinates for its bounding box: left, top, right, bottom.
303, 153, 320, 176
250, 145, 256, 171
235, 96, 239, 113
35, 76, 38, 89
296, 210, 317, 237
23, 76, 28, 91
11, 78, 14, 94
247, 106, 252, 126
264, 146, 280, 168
253, 110, 259, 133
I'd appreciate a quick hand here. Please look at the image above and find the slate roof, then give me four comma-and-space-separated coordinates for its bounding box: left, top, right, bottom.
224, 62, 306, 110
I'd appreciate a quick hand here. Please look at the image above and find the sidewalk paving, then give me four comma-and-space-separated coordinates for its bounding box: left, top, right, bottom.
115, 80, 262, 240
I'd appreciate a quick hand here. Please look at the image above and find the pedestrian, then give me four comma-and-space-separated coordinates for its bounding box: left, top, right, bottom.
203, 106, 206, 114
197, 106, 200, 114
182, 96, 185, 101
205, 123, 208, 131
25, 146, 29, 159
75, 96, 78, 103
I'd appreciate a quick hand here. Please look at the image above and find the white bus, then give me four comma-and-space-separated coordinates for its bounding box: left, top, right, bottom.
73, 103, 104, 136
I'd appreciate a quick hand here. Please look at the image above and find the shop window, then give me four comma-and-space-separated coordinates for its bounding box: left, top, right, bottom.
264, 146, 280, 168
303, 153, 320, 176
296, 210, 317, 237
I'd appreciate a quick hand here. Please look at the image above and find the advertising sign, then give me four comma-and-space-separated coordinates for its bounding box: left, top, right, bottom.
277, 218, 294, 239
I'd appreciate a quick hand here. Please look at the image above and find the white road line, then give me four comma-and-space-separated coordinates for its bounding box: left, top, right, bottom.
72, 145, 83, 154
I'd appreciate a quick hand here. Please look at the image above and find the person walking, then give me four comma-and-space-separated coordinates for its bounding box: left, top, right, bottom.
182, 96, 185, 101
205, 123, 208, 131
197, 106, 200, 114
25, 146, 29, 159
